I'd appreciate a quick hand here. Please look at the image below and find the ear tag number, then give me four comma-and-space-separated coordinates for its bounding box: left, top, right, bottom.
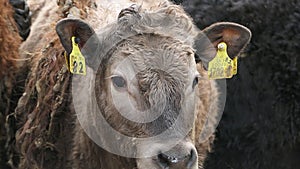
208, 42, 237, 79
69, 36, 86, 75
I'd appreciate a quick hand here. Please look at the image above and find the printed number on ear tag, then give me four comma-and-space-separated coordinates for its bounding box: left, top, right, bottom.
208, 42, 238, 79
69, 36, 86, 75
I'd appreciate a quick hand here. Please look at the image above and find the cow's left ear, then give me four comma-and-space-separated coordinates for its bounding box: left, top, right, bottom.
194, 22, 251, 68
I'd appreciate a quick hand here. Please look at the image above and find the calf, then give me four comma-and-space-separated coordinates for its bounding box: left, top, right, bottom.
14, 0, 251, 168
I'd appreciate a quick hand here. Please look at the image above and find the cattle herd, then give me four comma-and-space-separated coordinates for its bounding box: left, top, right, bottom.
0, 0, 299, 169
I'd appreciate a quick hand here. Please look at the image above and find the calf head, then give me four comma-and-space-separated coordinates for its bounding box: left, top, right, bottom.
56, 4, 251, 169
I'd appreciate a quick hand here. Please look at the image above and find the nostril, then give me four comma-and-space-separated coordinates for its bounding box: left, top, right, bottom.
157, 153, 170, 168
156, 146, 198, 168
157, 151, 189, 168
187, 148, 197, 168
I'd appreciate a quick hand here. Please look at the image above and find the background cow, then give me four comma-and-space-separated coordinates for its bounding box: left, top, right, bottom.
0, 0, 30, 168
178, 0, 300, 168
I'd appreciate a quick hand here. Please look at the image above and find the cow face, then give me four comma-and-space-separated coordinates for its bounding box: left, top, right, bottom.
56, 5, 251, 169
103, 34, 199, 168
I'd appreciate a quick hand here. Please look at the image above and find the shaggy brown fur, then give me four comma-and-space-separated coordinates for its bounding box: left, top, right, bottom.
0, 0, 21, 78
0, 0, 22, 168
182, 1, 300, 168
12, 1, 90, 168
12, 0, 250, 169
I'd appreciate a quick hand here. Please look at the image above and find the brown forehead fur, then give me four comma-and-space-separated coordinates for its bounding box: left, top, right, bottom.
108, 34, 195, 87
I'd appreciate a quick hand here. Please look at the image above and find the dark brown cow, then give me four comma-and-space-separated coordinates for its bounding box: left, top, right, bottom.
0, 1, 21, 167
0, 0, 31, 168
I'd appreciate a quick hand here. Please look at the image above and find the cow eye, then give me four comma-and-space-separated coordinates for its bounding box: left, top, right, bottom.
192, 77, 199, 89
111, 76, 127, 89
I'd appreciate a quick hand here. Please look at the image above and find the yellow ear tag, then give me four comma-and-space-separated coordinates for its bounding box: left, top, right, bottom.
232, 56, 238, 75
69, 36, 86, 75
208, 42, 236, 79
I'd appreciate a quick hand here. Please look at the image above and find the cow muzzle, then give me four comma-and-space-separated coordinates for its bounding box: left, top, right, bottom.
156, 142, 197, 169
137, 141, 198, 169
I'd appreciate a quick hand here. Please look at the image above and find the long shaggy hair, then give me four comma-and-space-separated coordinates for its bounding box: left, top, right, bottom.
0, 0, 22, 168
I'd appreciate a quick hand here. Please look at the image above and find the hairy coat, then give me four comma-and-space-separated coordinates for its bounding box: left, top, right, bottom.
182, 0, 300, 168
0, 0, 21, 78
0, 0, 26, 168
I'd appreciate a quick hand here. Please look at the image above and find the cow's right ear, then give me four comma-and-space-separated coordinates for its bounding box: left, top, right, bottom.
56, 18, 100, 70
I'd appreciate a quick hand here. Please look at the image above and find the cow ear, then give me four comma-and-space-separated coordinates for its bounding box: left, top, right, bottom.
56, 18, 100, 70
194, 22, 251, 68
